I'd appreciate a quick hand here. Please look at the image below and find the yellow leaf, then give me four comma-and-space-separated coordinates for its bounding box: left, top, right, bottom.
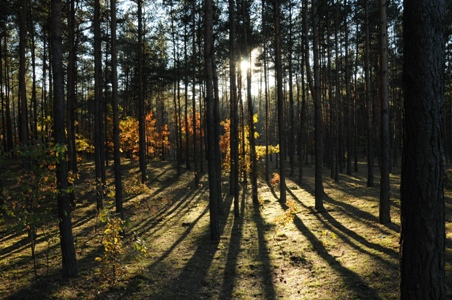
105, 228, 112, 234
95, 257, 102, 262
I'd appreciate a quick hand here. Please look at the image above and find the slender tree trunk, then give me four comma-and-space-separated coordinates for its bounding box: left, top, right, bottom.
51, 0, 78, 277
67, 0, 77, 207
365, 0, 374, 187
262, 0, 270, 183
2, 31, 13, 151
378, 0, 390, 224
138, 0, 146, 183
288, 4, 295, 178
400, 0, 446, 297
312, 0, 324, 209
170, 0, 181, 174
274, 0, 286, 203
93, 0, 104, 210
345, 0, 352, 176
238, 70, 247, 184
111, 0, 123, 219
242, 0, 258, 204
354, 22, 359, 172
0, 36, 4, 151
192, 5, 199, 186
298, 0, 308, 185
212, 51, 223, 215
228, 0, 240, 216
333, 3, 340, 182
204, 0, 220, 241
18, 0, 28, 146
199, 84, 204, 174
184, 22, 191, 171
29, 14, 38, 141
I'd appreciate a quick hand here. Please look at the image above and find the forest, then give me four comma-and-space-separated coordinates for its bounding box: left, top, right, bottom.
0, 0, 450, 298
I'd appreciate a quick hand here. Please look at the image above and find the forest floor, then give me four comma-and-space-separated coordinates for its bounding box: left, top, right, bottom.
1, 159, 452, 300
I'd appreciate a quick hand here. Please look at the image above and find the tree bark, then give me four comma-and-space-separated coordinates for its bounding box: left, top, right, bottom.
67, 0, 77, 208
312, 0, 324, 210
400, 0, 446, 298
364, 0, 374, 187
111, 0, 123, 219
18, 0, 28, 146
51, 0, 78, 277
228, 0, 240, 216
288, 4, 295, 178
138, 0, 147, 183
192, 4, 199, 186
345, 0, 352, 176
378, 0, 390, 224
274, 0, 286, 203
93, 0, 104, 211
204, 0, 220, 241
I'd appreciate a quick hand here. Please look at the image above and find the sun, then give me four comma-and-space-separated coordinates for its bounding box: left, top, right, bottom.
240, 59, 250, 72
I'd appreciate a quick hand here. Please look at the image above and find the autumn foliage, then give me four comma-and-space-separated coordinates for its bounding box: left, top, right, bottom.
220, 116, 279, 176
118, 110, 170, 159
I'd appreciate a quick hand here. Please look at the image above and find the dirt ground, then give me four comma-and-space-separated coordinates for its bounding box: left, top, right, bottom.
1, 160, 451, 299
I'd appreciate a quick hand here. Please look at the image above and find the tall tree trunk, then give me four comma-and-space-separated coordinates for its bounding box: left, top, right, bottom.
111, 0, 123, 219
345, 0, 352, 176
212, 50, 223, 215
353, 21, 359, 172
2, 30, 13, 151
192, 4, 199, 186
204, 0, 220, 241
18, 0, 28, 146
29, 11, 38, 141
170, 0, 181, 174
228, 0, 240, 216
184, 22, 191, 171
312, 0, 324, 209
93, 0, 104, 211
0, 35, 4, 151
298, 0, 308, 184
137, 0, 146, 183
378, 0, 390, 224
329, 12, 337, 182
288, 4, 295, 178
274, 0, 286, 203
67, 0, 77, 208
51, 0, 78, 277
364, 0, 374, 187
242, 0, 258, 205
238, 70, 247, 184
400, 0, 446, 297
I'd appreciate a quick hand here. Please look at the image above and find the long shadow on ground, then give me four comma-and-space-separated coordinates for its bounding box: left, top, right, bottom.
219, 191, 246, 299
251, 194, 277, 299
277, 193, 383, 299
134, 192, 233, 299
287, 188, 398, 264
297, 179, 400, 234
